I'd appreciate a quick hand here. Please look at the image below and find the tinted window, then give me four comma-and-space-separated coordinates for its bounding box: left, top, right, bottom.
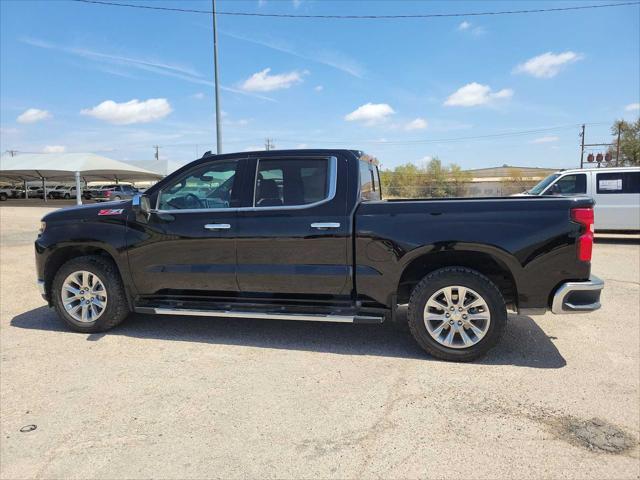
159, 160, 239, 210
254, 158, 328, 207
546, 174, 587, 195
359, 161, 380, 201
596, 172, 640, 194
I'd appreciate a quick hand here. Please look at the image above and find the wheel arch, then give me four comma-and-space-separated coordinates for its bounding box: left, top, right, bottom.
43, 244, 132, 308
396, 247, 520, 310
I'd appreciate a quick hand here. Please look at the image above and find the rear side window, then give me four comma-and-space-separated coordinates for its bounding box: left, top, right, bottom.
359, 160, 381, 201
547, 174, 587, 195
254, 158, 329, 207
596, 172, 640, 194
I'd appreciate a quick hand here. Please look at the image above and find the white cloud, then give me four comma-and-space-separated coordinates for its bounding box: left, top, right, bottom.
293, 0, 301, 7
191, 92, 205, 100
514, 51, 583, 78
17, 108, 51, 124
405, 118, 428, 131
345, 103, 395, 125
444, 83, 513, 107
625, 102, 640, 112
81, 98, 172, 125
458, 21, 471, 30
297, 143, 309, 149
530, 135, 560, 144
314, 85, 324, 92
21, 37, 275, 102
42, 145, 66, 153
221, 31, 364, 79
240, 68, 304, 92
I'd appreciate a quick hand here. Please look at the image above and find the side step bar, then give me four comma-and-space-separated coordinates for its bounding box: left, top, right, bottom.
140, 307, 384, 324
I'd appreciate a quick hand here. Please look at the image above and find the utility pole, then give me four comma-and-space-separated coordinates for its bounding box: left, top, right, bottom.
153, 145, 160, 161
579, 124, 585, 169
6, 150, 18, 157
265, 138, 274, 151
616, 122, 622, 166
212, 0, 222, 154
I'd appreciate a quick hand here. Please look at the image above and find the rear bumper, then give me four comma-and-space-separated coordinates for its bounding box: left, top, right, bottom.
551, 275, 604, 314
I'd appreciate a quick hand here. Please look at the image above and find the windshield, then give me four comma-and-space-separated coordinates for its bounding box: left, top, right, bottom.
528, 173, 560, 195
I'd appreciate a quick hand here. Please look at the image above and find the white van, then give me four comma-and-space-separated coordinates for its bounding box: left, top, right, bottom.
524, 167, 640, 231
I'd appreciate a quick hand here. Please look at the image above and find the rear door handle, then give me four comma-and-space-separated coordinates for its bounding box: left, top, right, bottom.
204, 223, 231, 230
311, 222, 341, 230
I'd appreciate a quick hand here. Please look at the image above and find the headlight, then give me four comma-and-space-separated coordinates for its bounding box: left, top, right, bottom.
38, 221, 46, 235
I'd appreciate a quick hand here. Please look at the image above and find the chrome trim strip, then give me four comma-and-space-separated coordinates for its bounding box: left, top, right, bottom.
153, 307, 382, 323
311, 222, 341, 229
551, 275, 604, 314
204, 223, 231, 230
151, 156, 338, 214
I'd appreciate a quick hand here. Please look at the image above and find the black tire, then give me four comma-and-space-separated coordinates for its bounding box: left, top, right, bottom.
64, 193, 70, 199
113, 195, 121, 201
51, 255, 130, 333
407, 267, 507, 362
0, 193, 7, 201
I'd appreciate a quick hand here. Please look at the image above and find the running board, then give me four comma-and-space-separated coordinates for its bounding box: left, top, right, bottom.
139, 307, 384, 324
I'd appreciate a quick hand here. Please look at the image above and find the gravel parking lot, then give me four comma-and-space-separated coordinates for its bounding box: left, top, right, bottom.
1, 206, 639, 479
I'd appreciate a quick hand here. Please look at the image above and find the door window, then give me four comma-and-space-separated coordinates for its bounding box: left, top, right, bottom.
158, 160, 240, 210
596, 172, 640, 194
254, 158, 329, 207
546, 174, 587, 195
359, 161, 380, 201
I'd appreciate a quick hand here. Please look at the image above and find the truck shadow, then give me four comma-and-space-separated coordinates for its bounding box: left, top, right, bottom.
11, 306, 566, 369
594, 236, 640, 245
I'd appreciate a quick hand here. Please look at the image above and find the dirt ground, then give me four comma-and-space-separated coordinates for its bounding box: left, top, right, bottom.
1, 206, 639, 479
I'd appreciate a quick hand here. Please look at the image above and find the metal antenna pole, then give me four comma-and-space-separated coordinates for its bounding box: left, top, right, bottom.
616, 122, 622, 166
212, 0, 222, 154
579, 124, 585, 169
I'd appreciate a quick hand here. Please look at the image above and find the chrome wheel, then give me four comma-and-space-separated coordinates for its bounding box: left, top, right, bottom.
424, 285, 491, 349
61, 271, 108, 323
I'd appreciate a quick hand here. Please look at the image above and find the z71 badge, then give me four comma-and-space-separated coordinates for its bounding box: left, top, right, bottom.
98, 209, 124, 216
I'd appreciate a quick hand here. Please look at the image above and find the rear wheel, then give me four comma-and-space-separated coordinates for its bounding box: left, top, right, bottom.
51, 255, 130, 333
407, 267, 507, 362
64, 193, 70, 199
0, 193, 7, 201
113, 195, 121, 201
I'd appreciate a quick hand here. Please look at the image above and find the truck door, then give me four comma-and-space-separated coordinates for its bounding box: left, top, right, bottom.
128, 158, 247, 296
593, 170, 640, 230
235, 154, 350, 296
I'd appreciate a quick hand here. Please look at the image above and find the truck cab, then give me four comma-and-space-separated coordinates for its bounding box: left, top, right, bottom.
525, 167, 640, 231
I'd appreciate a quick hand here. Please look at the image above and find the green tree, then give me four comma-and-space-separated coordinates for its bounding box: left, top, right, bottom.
380, 157, 471, 198
610, 119, 640, 166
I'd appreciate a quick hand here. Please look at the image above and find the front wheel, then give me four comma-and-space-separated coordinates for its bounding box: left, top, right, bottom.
51, 255, 130, 333
0, 193, 7, 201
407, 267, 507, 362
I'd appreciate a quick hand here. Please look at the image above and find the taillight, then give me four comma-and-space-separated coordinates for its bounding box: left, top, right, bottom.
571, 207, 594, 262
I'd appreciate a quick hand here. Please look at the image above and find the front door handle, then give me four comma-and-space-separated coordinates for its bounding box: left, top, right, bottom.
204, 223, 231, 230
311, 222, 341, 230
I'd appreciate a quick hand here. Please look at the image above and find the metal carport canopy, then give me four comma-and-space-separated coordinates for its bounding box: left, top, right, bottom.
0, 153, 164, 204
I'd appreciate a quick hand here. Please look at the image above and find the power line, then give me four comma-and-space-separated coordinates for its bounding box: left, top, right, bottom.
70, 0, 640, 19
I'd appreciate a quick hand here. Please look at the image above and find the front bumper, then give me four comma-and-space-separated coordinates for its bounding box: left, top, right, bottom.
551, 275, 604, 314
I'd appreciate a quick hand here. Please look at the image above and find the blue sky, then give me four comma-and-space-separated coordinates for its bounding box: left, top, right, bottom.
1, 0, 639, 172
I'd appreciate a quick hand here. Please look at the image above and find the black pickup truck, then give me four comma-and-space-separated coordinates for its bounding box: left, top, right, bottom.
35, 149, 603, 361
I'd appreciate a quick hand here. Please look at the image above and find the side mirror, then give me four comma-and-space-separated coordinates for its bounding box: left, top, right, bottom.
132, 194, 151, 214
